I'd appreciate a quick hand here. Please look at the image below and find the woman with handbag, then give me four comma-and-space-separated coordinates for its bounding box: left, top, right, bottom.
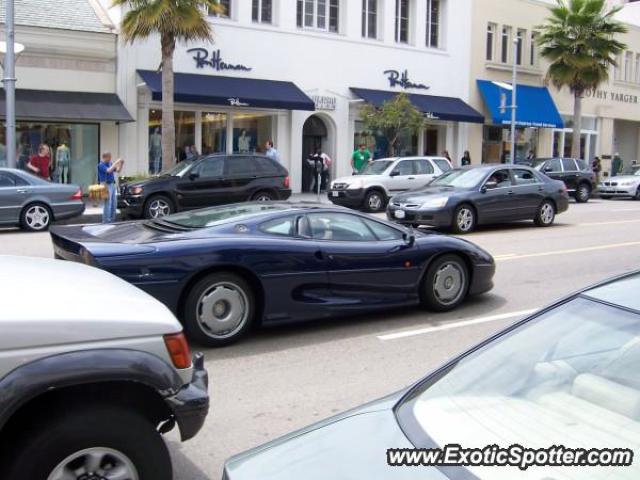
97, 152, 124, 223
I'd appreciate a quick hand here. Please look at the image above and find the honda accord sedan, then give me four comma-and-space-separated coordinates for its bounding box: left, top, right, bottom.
224, 271, 640, 480
387, 165, 569, 234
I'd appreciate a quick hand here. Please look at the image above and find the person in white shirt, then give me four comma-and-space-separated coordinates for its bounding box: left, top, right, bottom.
265, 140, 280, 163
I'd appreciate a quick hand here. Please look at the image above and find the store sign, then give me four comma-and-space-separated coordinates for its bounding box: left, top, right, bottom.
187, 48, 253, 72
384, 69, 429, 90
585, 89, 639, 104
228, 97, 249, 107
312, 95, 336, 111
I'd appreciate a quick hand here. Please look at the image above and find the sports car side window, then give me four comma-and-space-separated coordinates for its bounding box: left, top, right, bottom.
307, 213, 376, 242
362, 218, 404, 241
259, 216, 296, 237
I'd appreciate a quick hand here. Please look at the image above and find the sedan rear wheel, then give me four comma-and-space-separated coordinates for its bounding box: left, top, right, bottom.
420, 254, 469, 312
452, 204, 476, 234
184, 273, 255, 347
21, 203, 51, 232
535, 200, 555, 227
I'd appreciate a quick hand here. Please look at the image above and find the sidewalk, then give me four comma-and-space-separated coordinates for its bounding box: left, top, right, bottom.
56, 192, 332, 225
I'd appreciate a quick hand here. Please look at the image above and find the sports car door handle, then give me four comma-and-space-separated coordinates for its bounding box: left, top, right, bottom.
16, 189, 29, 194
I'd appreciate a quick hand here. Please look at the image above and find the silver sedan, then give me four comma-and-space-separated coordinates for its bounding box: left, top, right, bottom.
599, 168, 640, 200
0, 168, 85, 231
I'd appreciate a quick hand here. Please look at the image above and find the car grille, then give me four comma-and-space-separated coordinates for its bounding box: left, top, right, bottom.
120, 185, 127, 195
392, 201, 420, 208
332, 183, 349, 190
603, 182, 618, 187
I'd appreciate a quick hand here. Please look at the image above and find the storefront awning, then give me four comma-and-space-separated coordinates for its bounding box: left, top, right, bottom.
350, 87, 484, 124
137, 70, 315, 111
476, 80, 564, 129
0, 89, 133, 122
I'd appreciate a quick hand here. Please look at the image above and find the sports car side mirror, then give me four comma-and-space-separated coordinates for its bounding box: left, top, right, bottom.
403, 232, 416, 247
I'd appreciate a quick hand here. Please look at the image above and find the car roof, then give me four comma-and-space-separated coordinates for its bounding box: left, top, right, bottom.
458, 164, 532, 171
582, 272, 640, 314
372, 156, 448, 162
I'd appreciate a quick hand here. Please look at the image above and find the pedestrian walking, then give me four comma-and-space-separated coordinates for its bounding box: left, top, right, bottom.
461, 150, 471, 166
351, 144, 371, 174
27, 144, 51, 180
442, 150, 452, 165
98, 152, 124, 223
320, 151, 332, 192
526, 150, 535, 164
265, 140, 280, 163
611, 153, 622, 177
592, 156, 602, 187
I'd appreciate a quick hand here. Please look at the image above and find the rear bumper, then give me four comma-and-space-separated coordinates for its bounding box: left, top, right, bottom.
166, 352, 209, 441
52, 202, 85, 221
555, 195, 570, 213
386, 205, 453, 227
276, 189, 292, 200
327, 188, 365, 208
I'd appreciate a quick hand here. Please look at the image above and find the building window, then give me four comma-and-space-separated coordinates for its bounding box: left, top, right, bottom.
625, 51, 633, 82
202, 112, 227, 155
362, 0, 377, 39
252, 0, 272, 24
615, 53, 623, 81
209, 0, 230, 18
232, 113, 273, 153
516, 29, 525, 65
297, 0, 339, 32
426, 0, 441, 48
486, 23, 496, 61
501, 26, 511, 63
530, 31, 537, 66
636, 53, 640, 83
395, 0, 409, 43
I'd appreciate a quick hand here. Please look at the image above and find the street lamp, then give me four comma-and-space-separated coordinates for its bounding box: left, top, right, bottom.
491, 38, 519, 164
1, 0, 25, 169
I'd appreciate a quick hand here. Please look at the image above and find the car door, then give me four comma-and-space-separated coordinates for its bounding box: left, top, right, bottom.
474, 168, 518, 223
224, 156, 256, 202
387, 160, 419, 194
561, 158, 580, 191
175, 156, 225, 209
306, 211, 422, 306
540, 158, 564, 184
0, 171, 28, 224
414, 159, 438, 188
510, 168, 546, 218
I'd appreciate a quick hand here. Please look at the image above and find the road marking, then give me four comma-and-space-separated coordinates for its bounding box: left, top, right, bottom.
377, 309, 537, 341
578, 219, 640, 227
495, 241, 640, 262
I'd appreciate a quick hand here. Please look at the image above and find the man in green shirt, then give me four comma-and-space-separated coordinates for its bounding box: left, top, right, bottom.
351, 144, 371, 174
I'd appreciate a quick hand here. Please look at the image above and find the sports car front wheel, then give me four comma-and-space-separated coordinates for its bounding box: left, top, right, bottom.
420, 255, 469, 312
184, 272, 255, 347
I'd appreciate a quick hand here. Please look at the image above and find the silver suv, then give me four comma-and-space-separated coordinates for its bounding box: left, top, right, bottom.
328, 156, 452, 212
0, 256, 209, 480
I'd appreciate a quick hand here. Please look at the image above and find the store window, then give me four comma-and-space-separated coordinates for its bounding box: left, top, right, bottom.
426, 0, 441, 48
482, 126, 537, 164
202, 112, 227, 155
353, 121, 416, 158
209, 0, 231, 18
252, 0, 272, 23
362, 0, 378, 39
486, 23, 496, 61
296, 0, 339, 32
501, 26, 511, 63
395, 0, 409, 43
12, 122, 98, 192
232, 113, 273, 153
148, 110, 196, 173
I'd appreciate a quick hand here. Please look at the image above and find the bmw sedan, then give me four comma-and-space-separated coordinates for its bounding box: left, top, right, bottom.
387, 165, 569, 234
599, 168, 640, 200
0, 168, 84, 231
50, 203, 494, 346
224, 271, 640, 480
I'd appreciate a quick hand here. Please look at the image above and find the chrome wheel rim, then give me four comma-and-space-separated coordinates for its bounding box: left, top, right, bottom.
577, 186, 589, 201
368, 193, 382, 211
255, 194, 272, 202
433, 262, 466, 306
148, 199, 171, 218
47, 447, 139, 480
456, 208, 473, 232
197, 282, 249, 339
25, 205, 50, 230
540, 203, 554, 224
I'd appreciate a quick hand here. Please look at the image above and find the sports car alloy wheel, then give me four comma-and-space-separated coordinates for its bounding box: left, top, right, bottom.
47, 447, 139, 480
432, 262, 466, 307
197, 281, 250, 340
147, 199, 171, 218
24, 205, 50, 231
455, 207, 474, 233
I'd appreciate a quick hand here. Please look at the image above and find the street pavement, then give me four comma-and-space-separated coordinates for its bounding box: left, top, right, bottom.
2, 198, 640, 479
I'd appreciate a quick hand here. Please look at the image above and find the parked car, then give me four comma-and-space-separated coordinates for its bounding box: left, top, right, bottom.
598, 168, 640, 200
0, 168, 84, 231
387, 165, 569, 234
118, 153, 291, 219
50, 202, 495, 346
532, 157, 596, 203
328, 156, 453, 213
0, 255, 208, 480
223, 270, 640, 480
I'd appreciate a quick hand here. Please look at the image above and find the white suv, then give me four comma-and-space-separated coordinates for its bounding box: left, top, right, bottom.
328, 156, 452, 212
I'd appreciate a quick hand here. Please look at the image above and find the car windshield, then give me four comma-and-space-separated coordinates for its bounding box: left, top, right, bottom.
158, 160, 194, 177
159, 203, 288, 229
429, 168, 487, 188
360, 161, 393, 175
401, 296, 640, 479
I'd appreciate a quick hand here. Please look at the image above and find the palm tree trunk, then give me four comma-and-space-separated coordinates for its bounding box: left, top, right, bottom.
571, 93, 582, 159
161, 33, 176, 168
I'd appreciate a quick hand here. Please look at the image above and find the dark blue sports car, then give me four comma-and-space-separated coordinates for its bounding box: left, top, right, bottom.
50, 203, 495, 346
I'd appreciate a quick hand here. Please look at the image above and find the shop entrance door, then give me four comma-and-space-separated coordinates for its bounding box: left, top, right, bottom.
302, 116, 328, 193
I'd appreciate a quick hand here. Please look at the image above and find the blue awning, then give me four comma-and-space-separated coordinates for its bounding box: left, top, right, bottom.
350, 87, 484, 124
476, 80, 564, 129
138, 70, 315, 111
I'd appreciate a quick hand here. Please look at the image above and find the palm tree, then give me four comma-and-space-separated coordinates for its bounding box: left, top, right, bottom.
536, 0, 627, 159
113, 0, 223, 169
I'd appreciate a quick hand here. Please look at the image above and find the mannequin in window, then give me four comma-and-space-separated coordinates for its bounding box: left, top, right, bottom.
238, 130, 251, 152
149, 127, 162, 173
56, 142, 71, 183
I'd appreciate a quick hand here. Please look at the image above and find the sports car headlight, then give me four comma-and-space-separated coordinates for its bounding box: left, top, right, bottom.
421, 197, 449, 208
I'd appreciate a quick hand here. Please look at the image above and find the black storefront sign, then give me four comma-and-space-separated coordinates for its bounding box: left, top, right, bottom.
384, 69, 429, 90
188, 48, 253, 72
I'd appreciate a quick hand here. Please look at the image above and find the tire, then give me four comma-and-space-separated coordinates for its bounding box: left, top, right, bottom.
634, 186, 640, 201
363, 189, 386, 212
2, 405, 171, 480
251, 190, 275, 202
451, 204, 476, 234
420, 254, 469, 312
144, 195, 174, 219
574, 183, 591, 203
20, 203, 52, 232
535, 200, 556, 227
184, 272, 255, 347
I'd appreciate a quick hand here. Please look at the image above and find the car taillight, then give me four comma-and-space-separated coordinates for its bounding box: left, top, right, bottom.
164, 332, 192, 369
284, 176, 290, 188
70, 188, 82, 200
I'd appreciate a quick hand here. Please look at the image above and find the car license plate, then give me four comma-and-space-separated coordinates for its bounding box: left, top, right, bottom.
332, 191, 339, 197
395, 210, 406, 219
